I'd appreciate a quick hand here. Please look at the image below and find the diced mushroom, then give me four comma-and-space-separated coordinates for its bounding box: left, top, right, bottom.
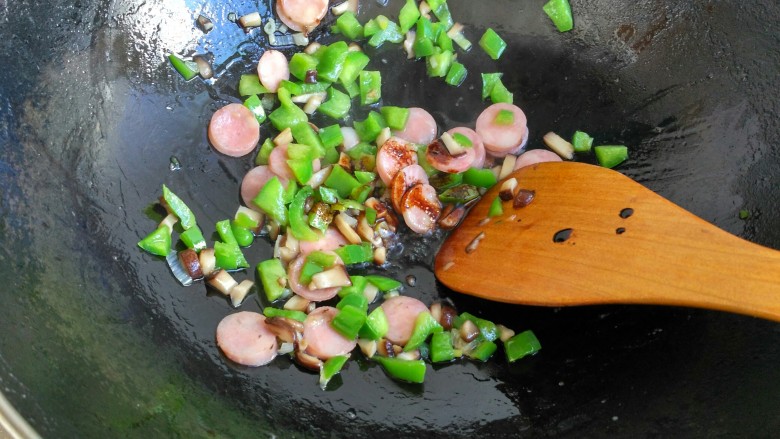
310, 265, 352, 289
437, 204, 466, 230
439, 305, 457, 330
235, 206, 264, 233
266, 316, 305, 344
274, 127, 293, 146
159, 213, 178, 234
197, 14, 214, 33
499, 177, 518, 201
295, 349, 323, 371
238, 12, 262, 29
543, 131, 575, 160
334, 212, 362, 244
199, 248, 217, 277
373, 246, 387, 265
499, 155, 517, 179
230, 280, 254, 307
284, 294, 311, 312
363, 283, 380, 303
178, 249, 204, 280
497, 324, 516, 343
459, 320, 480, 342
208, 270, 238, 296
357, 338, 377, 358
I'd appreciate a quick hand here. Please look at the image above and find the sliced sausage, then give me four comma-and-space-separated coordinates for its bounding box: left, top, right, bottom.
257, 50, 290, 93
303, 306, 358, 359
241, 165, 288, 209
475, 103, 528, 157
425, 138, 476, 173
277, 0, 328, 34
287, 254, 341, 302
299, 226, 348, 254
375, 137, 418, 185
390, 164, 429, 213
513, 148, 562, 170
392, 107, 437, 146
401, 183, 441, 234
381, 296, 429, 346
447, 127, 485, 169
208, 103, 260, 157
216, 312, 279, 367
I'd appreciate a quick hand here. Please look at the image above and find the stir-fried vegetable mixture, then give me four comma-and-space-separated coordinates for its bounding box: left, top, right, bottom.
140, 0, 629, 388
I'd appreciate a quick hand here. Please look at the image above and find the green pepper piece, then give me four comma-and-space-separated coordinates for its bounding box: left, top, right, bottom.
363, 18, 380, 37
505, 330, 542, 362
308, 203, 333, 232
334, 243, 373, 265
289, 186, 321, 241
331, 304, 367, 339
337, 293, 369, 312
180, 225, 206, 251
444, 61, 467, 86
243, 94, 267, 123
279, 80, 304, 96
359, 70, 382, 106
234, 212, 259, 229
427, 0, 454, 28
455, 312, 499, 341
252, 176, 289, 226
336, 11, 364, 40
317, 41, 350, 83
479, 28, 507, 60
467, 339, 497, 361
413, 37, 435, 58
338, 275, 368, 298
463, 168, 498, 188
257, 258, 289, 302
353, 111, 387, 142
289, 52, 319, 81
379, 106, 410, 131
364, 275, 402, 292
365, 207, 377, 225
429, 172, 463, 191
255, 138, 275, 165
358, 306, 388, 340
438, 184, 480, 204
398, 0, 420, 33
339, 50, 371, 86
452, 133, 472, 147
374, 357, 426, 384
404, 311, 443, 352
238, 74, 270, 96
299, 259, 325, 285
319, 124, 344, 149
543, 0, 574, 32
430, 331, 456, 363
488, 196, 503, 218
416, 145, 439, 176
434, 24, 454, 51
481, 72, 503, 100
214, 241, 249, 270
594, 145, 628, 168
426, 50, 454, 78
318, 186, 339, 204
368, 16, 404, 48
287, 159, 314, 186
290, 123, 325, 158
346, 142, 378, 160
269, 87, 308, 131
572, 131, 594, 152
341, 79, 360, 99
333, 198, 365, 212
354, 171, 376, 185
319, 87, 352, 119
324, 165, 361, 198
415, 16, 434, 40
283, 180, 299, 205
494, 109, 514, 125
138, 226, 171, 257
450, 26, 473, 51
215, 219, 238, 246
350, 184, 371, 203
161, 185, 196, 230
230, 221, 254, 247
304, 250, 335, 268
168, 54, 198, 81
263, 307, 307, 322
490, 79, 514, 105
319, 355, 349, 389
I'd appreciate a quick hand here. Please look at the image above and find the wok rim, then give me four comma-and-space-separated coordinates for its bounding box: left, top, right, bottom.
0, 392, 38, 439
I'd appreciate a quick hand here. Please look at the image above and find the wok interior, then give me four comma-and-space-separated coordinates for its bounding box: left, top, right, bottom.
0, 0, 778, 436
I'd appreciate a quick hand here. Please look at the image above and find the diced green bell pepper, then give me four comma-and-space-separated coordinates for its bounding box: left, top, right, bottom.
319, 87, 352, 119
398, 0, 420, 33
289, 186, 321, 241
339, 50, 371, 86
239, 74, 270, 96
481, 72, 503, 100
359, 70, 382, 106
572, 130, 594, 152
252, 176, 288, 226
426, 50, 454, 78
215, 219, 238, 246
594, 145, 628, 169
162, 185, 196, 230
505, 330, 542, 362
335, 11, 364, 40
364, 275, 402, 292
243, 94, 267, 123
268, 87, 308, 131
467, 339, 497, 361
479, 28, 507, 60
334, 243, 373, 265
263, 307, 307, 322
354, 170, 376, 185
429, 172, 463, 191
488, 196, 503, 218
320, 355, 349, 389
353, 111, 387, 142
404, 311, 443, 352
413, 37, 435, 58
255, 138, 274, 166
358, 306, 388, 340
214, 241, 249, 270
380, 106, 409, 131
168, 54, 198, 81
324, 165, 361, 198
289, 53, 319, 82
337, 293, 369, 312
317, 41, 350, 83
138, 225, 171, 257
338, 275, 368, 297
427, 0, 454, 28
444, 61, 467, 86
318, 186, 339, 204
230, 221, 254, 247
331, 304, 367, 339
180, 225, 206, 251
490, 79, 513, 104
374, 357, 426, 384
368, 16, 404, 48
430, 331, 456, 363
455, 312, 499, 341
319, 124, 344, 149
257, 258, 288, 301
543, 0, 574, 32
299, 259, 325, 285
463, 167, 498, 188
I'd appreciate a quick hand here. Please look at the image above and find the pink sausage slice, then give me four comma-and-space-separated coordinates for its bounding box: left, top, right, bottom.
268, 144, 295, 181
208, 103, 260, 157
447, 127, 485, 169
475, 103, 528, 157
216, 312, 279, 367
381, 296, 429, 346
390, 164, 429, 213
287, 255, 341, 302
375, 137, 418, 185
277, 0, 328, 34
303, 306, 358, 359
257, 50, 290, 93
514, 148, 562, 170
401, 183, 441, 234
241, 165, 288, 209
299, 227, 348, 255
392, 107, 437, 146
426, 138, 476, 174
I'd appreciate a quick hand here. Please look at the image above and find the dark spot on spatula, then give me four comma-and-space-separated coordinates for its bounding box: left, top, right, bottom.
616, 227, 626, 235
553, 228, 573, 243
620, 208, 634, 219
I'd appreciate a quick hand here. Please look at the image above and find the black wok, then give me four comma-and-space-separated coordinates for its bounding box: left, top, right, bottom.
1, 0, 779, 437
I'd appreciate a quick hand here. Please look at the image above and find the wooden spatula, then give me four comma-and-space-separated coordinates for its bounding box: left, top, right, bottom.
435, 161, 780, 321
